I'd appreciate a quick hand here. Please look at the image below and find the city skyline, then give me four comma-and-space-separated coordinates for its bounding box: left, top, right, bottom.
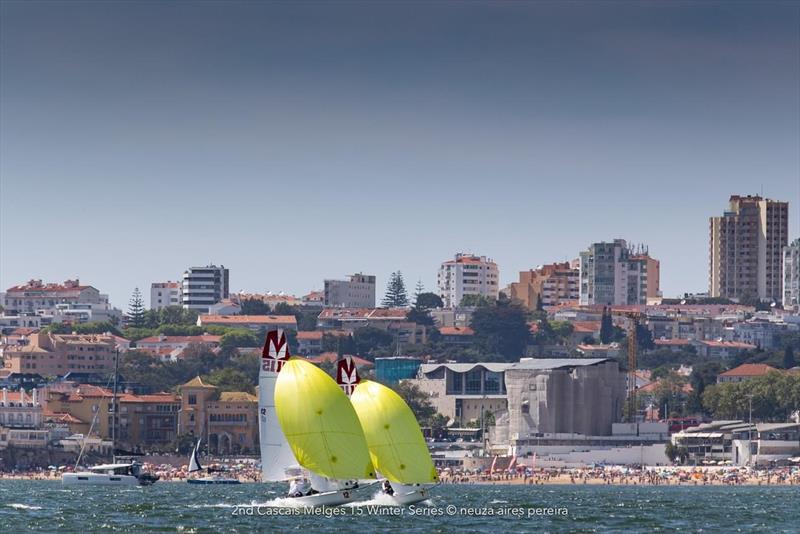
2, 1, 799, 307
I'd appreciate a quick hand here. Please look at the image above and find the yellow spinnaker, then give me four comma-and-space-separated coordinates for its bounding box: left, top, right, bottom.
350, 380, 438, 484
274, 358, 375, 480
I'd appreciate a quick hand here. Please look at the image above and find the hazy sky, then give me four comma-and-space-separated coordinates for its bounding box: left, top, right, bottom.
1, 1, 799, 308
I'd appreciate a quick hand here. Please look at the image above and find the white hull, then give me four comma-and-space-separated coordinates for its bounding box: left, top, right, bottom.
290, 488, 357, 507
387, 483, 435, 505
62, 472, 140, 486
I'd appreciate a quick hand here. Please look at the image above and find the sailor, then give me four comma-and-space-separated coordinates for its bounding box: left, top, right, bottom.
382, 480, 394, 496
288, 477, 312, 498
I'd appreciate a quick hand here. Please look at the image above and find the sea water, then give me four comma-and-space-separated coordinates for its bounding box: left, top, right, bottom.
0, 480, 797, 532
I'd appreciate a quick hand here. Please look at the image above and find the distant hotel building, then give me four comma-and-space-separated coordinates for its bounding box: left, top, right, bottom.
2, 331, 117, 376
783, 239, 800, 310
506, 261, 579, 310
710, 195, 788, 302
437, 253, 499, 308
323, 273, 376, 308
182, 265, 229, 313
150, 281, 182, 310
579, 240, 660, 305
2, 279, 116, 323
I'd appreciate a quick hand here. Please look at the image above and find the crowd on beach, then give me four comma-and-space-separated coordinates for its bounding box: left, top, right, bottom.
2, 463, 799, 487
439, 465, 800, 486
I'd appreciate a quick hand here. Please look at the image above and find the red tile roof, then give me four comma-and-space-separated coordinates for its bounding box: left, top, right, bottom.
572, 321, 601, 334
439, 326, 475, 336
198, 314, 297, 325
718, 363, 777, 378
654, 338, 692, 346
6, 279, 91, 293
698, 340, 756, 349
137, 335, 222, 344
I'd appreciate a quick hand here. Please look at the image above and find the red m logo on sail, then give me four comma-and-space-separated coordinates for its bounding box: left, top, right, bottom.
262, 329, 290, 372
336, 356, 360, 396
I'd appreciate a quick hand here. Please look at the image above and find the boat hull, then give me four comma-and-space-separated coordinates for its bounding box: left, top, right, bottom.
290, 488, 356, 507
62, 473, 140, 486
387, 483, 435, 505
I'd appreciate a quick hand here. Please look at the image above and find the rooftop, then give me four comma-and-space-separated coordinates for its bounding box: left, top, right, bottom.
510, 358, 613, 371
718, 363, 777, 378
198, 314, 297, 325
307, 352, 373, 367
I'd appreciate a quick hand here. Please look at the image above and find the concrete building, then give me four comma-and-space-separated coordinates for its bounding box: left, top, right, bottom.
501, 358, 626, 439
323, 273, 376, 308
134, 334, 222, 361
2, 331, 117, 377
181, 265, 229, 313
784, 238, 800, 310
437, 253, 500, 308
405, 363, 511, 426
3, 279, 109, 316
710, 195, 789, 302
178, 376, 258, 455
44, 383, 180, 450
150, 281, 182, 310
0, 388, 43, 430
579, 240, 659, 305
506, 261, 579, 310
672, 420, 800, 466
716, 363, 777, 383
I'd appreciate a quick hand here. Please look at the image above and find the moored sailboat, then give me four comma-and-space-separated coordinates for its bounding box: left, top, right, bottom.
186, 439, 240, 485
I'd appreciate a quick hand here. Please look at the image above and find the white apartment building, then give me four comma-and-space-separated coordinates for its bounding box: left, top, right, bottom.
150, 281, 182, 310
784, 238, 800, 310
323, 273, 376, 308
437, 253, 500, 308
181, 265, 229, 313
2, 279, 109, 316
579, 240, 659, 306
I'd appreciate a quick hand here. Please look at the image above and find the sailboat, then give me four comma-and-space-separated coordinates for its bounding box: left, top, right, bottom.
63, 350, 158, 486
186, 439, 240, 485
274, 357, 376, 506
350, 379, 439, 505
258, 330, 298, 483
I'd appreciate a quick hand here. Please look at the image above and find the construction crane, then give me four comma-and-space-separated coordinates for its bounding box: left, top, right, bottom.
626, 312, 642, 422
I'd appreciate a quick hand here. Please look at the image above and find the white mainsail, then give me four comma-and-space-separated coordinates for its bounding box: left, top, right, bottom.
188, 439, 202, 473
258, 329, 297, 481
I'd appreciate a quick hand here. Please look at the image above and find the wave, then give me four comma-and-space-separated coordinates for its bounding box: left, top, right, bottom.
346, 491, 402, 507
7, 503, 43, 510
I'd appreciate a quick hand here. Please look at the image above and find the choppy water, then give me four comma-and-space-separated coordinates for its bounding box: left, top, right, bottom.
0, 481, 798, 532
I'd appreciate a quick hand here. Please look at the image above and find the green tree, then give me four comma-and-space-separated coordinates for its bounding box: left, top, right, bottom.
459, 294, 494, 307
407, 307, 434, 326
428, 413, 450, 439
219, 329, 260, 349
393, 382, 435, 423
382, 271, 409, 307
470, 300, 530, 360
205, 367, 255, 394
600, 307, 614, 344
127, 287, 147, 328
415, 292, 444, 310
240, 298, 271, 315
173, 433, 198, 455
413, 279, 425, 305
352, 326, 395, 359
784, 346, 796, 369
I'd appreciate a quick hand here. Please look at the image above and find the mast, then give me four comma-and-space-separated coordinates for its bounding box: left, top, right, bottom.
111, 348, 119, 457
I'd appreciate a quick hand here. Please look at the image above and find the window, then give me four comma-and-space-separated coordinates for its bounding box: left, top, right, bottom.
188, 394, 197, 405
465, 370, 482, 394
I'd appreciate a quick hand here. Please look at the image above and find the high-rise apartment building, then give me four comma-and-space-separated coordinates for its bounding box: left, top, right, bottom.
181, 265, 229, 313
437, 253, 499, 308
709, 195, 788, 302
579, 240, 659, 306
150, 281, 182, 310
323, 273, 376, 308
784, 239, 800, 310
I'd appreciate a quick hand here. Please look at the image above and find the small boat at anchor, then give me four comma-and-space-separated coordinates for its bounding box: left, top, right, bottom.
186, 439, 241, 485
